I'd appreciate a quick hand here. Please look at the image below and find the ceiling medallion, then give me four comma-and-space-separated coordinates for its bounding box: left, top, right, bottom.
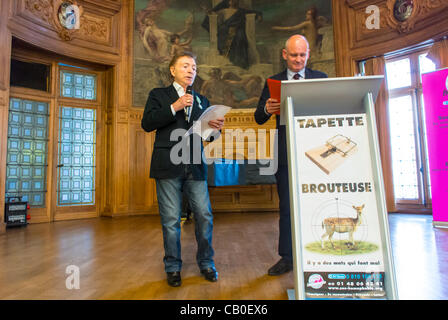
393, 0, 414, 22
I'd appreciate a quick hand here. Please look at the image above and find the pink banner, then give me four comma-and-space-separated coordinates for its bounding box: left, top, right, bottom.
422, 68, 448, 226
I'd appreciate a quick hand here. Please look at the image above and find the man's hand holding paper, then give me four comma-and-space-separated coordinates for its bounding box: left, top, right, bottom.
265, 98, 281, 115
185, 105, 231, 140
266, 78, 282, 115
208, 117, 225, 130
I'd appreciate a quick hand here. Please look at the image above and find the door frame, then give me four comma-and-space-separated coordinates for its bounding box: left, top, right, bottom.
8, 43, 108, 222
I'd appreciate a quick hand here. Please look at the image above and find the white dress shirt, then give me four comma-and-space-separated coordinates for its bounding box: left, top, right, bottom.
286, 68, 305, 80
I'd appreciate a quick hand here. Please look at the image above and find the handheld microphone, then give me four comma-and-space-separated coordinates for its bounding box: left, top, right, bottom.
185, 86, 193, 121
186, 86, 193, 106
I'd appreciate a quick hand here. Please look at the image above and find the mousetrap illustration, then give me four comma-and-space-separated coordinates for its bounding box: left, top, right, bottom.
305, 134, 358, 175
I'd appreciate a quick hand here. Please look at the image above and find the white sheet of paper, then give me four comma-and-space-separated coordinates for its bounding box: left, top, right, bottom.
184, 105, 232, 139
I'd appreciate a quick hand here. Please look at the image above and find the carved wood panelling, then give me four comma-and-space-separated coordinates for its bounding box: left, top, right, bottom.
24, 0, 54, 28
79, 12, 111, 43
210, 185, 279, 212
334, 0, 448, 75
128, 108, 279, 214
129, 109, 143, 122
129, 125, 155, 213
0, 0, 10, 232
350, 0, 448, 51
205, 109, 276, 160
334, 0, 448, 212
82, 0, 121, 15
117, 110, 128, 123
22, 0, 112, 43
115, 122, 129, 213
1, 0, 280, 222
385, 0, 446, 34
9, 0, 120, 64
0, 0, 11, 90
0, 89, 8, 233
207, 110, 278, 212
0, 92, 6, 107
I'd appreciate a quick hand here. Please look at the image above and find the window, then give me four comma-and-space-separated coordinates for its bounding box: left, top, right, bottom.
10, 59, 50, 92
60, 70, 97, 100
57, 68, 98, 207
57, 106, 96, 206
5, 98, 49, 206
385, 51, 436, 207
7, 41, 105, 222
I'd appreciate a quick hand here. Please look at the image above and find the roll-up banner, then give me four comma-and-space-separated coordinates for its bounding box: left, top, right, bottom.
422, 68, 448, 228
294, 114, 386, 299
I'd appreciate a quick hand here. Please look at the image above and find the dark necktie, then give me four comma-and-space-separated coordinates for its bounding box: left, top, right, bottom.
293, 73, 301, 80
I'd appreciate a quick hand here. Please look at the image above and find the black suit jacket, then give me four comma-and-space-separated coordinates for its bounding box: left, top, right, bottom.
141, 84, 211, 180
254, 68, 328, 167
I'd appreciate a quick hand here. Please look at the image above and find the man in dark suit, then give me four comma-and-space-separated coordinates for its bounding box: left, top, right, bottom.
254, 35, 327, 276
141, 52, 224, 287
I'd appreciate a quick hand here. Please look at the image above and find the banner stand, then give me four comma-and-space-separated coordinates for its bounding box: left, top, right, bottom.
281, 76, 398, 300
422, 68, 448, 229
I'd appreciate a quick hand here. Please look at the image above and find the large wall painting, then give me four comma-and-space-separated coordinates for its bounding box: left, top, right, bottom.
133, 0, 335, 108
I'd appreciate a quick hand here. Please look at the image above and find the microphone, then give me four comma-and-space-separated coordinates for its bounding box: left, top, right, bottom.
186, 86, 193, 105
185, 86, 193, 121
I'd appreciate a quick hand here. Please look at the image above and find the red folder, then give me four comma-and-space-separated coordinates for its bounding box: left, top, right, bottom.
267, 78, 281, 115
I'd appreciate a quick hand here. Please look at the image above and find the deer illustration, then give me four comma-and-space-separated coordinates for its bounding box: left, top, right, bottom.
321, 204, 365, 249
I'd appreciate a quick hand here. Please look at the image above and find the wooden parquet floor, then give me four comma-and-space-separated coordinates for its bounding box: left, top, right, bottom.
0, 212, 447, 300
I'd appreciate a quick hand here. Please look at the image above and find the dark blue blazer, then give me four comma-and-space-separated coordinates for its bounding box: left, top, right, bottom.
254, 68, 328, 167
141, 84, 211, 180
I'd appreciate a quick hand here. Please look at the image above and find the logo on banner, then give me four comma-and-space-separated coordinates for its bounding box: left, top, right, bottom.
307, 274, 326, 289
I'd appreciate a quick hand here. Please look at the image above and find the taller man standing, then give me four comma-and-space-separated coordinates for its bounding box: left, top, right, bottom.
254, 35, 327, 276
141, 51, 224, 287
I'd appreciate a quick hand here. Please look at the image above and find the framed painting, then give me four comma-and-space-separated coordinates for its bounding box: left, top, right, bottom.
133, 0, 335, 108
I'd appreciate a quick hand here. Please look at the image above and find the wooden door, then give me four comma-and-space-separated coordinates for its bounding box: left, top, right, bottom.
6, 53, 105, 222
